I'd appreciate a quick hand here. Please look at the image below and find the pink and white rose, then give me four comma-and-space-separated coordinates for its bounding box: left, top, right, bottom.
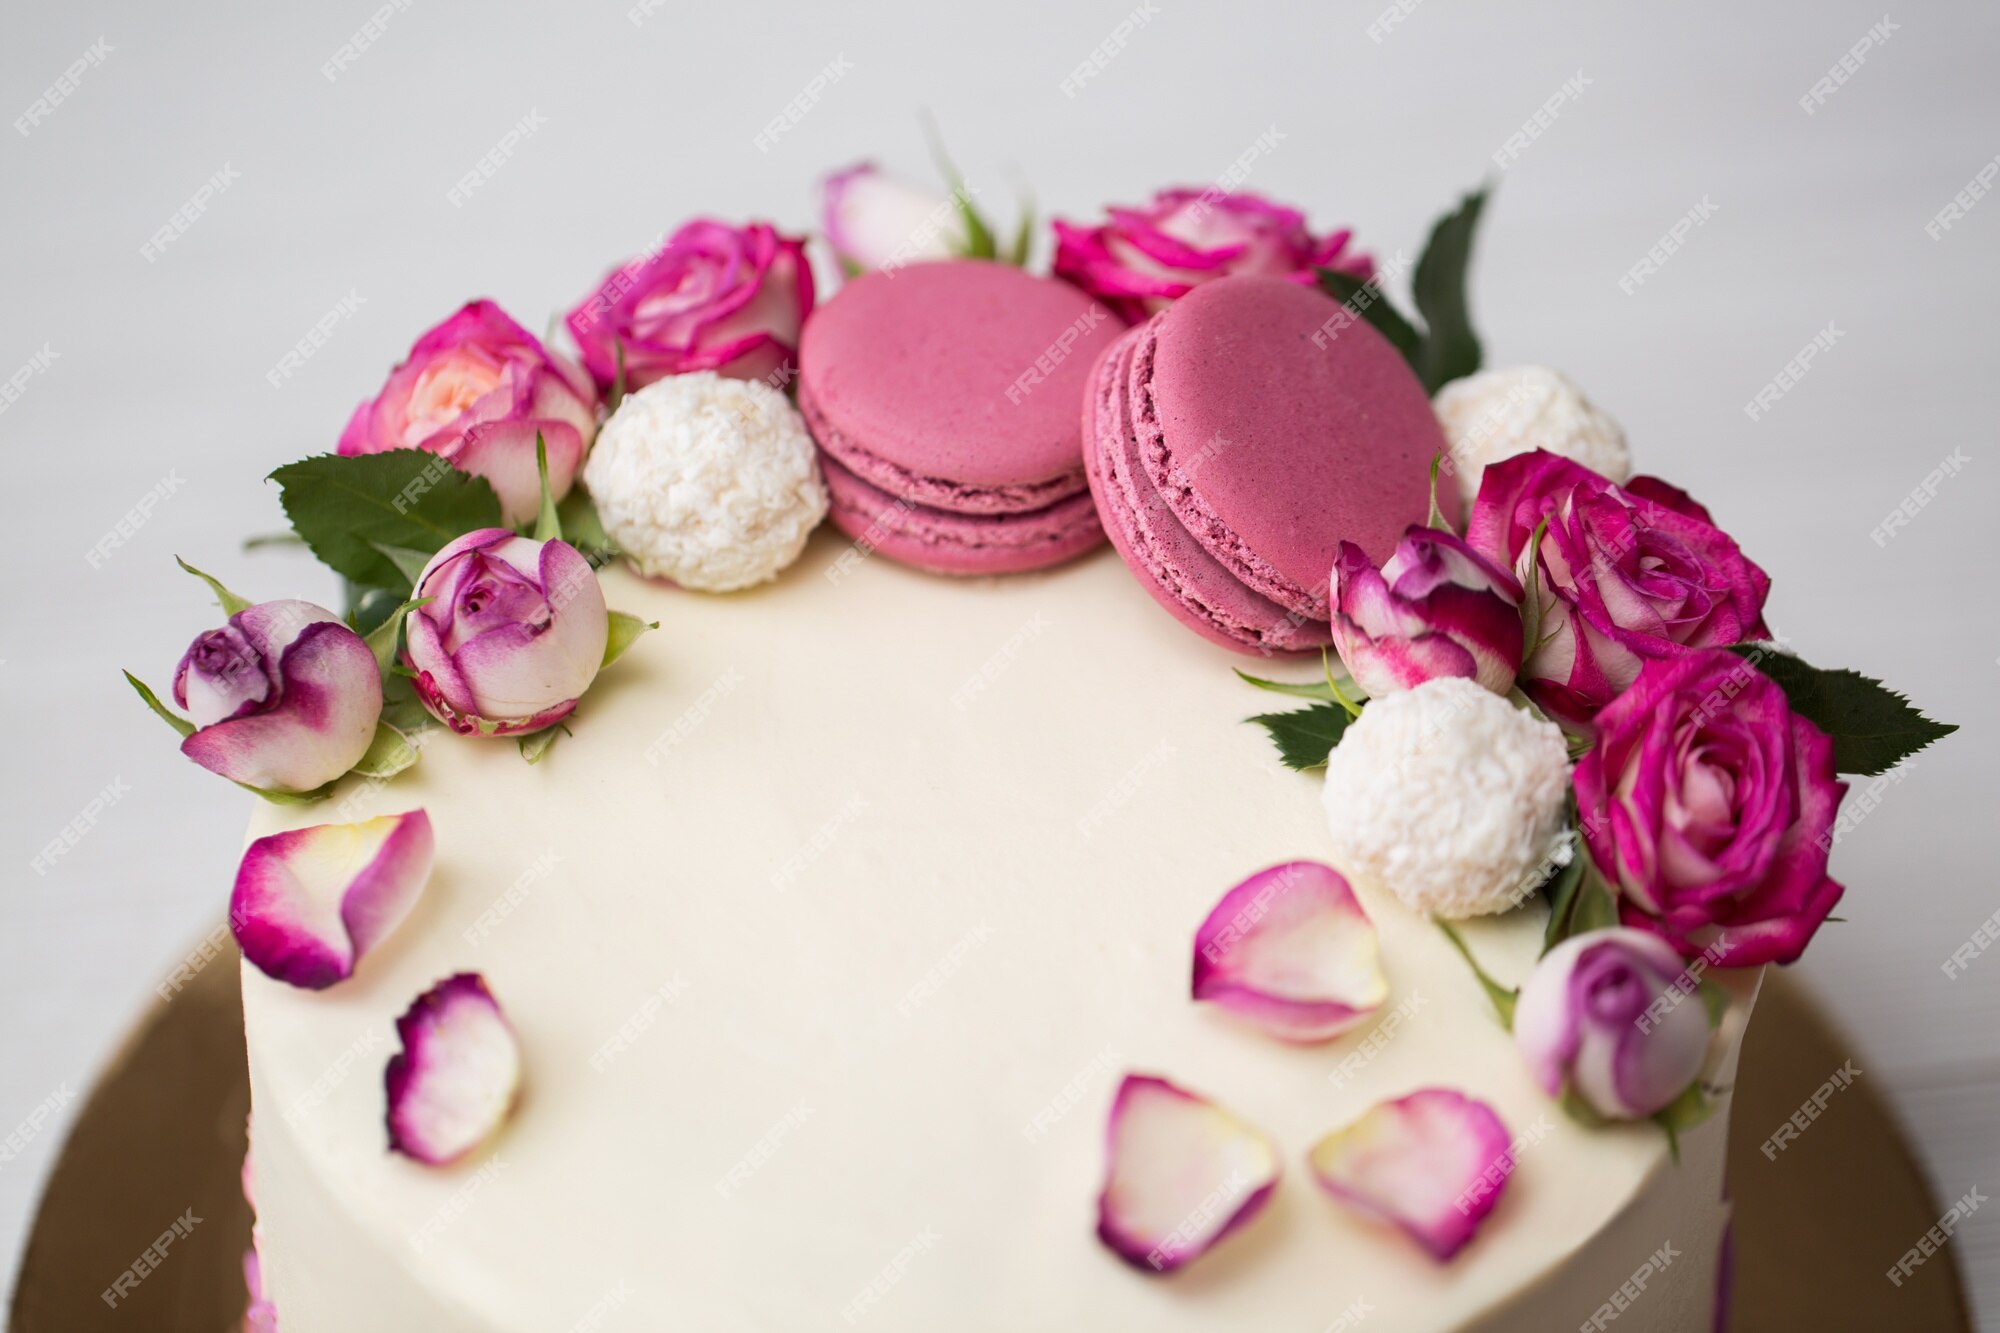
338, 300, 598, 527
174, 599, 381, 793
818, 163, 965, 273
1053, 187, 1372, 324
1573, 649, 1848, 967
404, 529, 609, 737
1513, 928, 1711, 1120
565, 218, 814, 393
1465, 451, 1772, 730
1331, 527, 1524, 699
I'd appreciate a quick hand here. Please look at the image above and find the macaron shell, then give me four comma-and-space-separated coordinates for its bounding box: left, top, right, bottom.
1141, 275, 1450, 617
1084, 324, 1331, 657
821, 453, 1105, 577
799, 260, 1118, 512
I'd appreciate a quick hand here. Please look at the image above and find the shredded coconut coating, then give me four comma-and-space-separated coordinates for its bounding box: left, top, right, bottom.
583, 373, 828, 592
1321, 678, 1571, 919
1435, 366, 1630, 509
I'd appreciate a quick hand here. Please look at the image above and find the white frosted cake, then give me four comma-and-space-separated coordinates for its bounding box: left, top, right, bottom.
240, 539, 1750, 1332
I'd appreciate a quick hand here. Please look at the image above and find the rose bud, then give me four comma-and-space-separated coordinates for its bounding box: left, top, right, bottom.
1465, 451, 1772, 730
337, 300, 599, 527
819, 162, 966, 273
1331, 527, 1524, 699
1512, 928, 1711, 1121
565, 218, 814, 394
173, 600, 381, 793
1053, 187, 1372, 324
404, 529, 609, 736
1573, 649, 1847, 968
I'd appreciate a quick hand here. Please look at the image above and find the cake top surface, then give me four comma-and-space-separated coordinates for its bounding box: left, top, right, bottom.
243, 531, 1683, 1331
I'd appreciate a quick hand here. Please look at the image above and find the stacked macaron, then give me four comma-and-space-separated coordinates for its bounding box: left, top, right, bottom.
1083, 274, 1450, 655
799, 260, 1120, 575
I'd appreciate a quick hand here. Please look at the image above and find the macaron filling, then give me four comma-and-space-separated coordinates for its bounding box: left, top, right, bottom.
821, 454, 1104, 577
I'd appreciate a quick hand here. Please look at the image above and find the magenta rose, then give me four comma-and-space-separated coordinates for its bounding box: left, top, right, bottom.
1052, 188, 1372, 324
565, 219, 814, 393
338, 300, 597, 528
1574, 649, 1848, 967
174, 600, 382, 793
1331, 527, 1524, 698
1465, 450, 1772, 729
404, 529, 608, 736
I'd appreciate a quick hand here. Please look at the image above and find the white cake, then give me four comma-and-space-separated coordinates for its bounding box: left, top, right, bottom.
242, 532, 1751, 1331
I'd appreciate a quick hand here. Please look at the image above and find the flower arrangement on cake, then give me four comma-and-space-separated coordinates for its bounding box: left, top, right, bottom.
118, 142, 1955, 1326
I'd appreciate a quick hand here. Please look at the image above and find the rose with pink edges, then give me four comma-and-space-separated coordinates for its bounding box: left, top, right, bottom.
1307, 1087, 1516, 1262
403, 529, 609, 737
337, 300, 598, 526
168, 598, 381, 795
1465, 450, 1772, 730
1331, 526, 1525, 699
1574, 649, 1847, 967
1192, 861, 1387, 1043
565, 218, 814, 392
818, 162, 965, 273
1513, 928, 1712, 1121
231, 809, 434, 990
1095, 1074, 1280, 1274
1053, 187, 1372, 324
385, 973, 521, 1166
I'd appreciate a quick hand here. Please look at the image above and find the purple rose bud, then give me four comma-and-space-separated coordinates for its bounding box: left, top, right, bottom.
404, 529, 609, 736
172, 600, 382, 793
1331, 527, 1524, 699
1512, 928, 1710, 1121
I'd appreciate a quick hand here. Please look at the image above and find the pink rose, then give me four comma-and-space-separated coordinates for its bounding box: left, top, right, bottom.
404, 529, 608, 736
1331, 527, 1523, 698
565, 219, 814, 393
1465, 451, 1771, 729
338, 300, 598, 527
1512, 928, 1711, 1120
174, 600, 382, 793
1052, 188, 1372, 324
1574, 649, 1848, 967
819, 163, 964, 273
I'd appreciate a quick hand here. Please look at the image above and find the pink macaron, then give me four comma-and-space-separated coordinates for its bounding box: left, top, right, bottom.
1084, 274, 1451, 655
799, 260, 1120, 575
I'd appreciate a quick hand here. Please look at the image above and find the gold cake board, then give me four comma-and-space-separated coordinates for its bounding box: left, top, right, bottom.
10, 945, 1973, 1331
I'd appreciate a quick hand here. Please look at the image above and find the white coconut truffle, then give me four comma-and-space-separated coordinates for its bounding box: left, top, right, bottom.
1434, 366, 1630, 509
1321, 677, 1570, 919
583, 372, 827, 592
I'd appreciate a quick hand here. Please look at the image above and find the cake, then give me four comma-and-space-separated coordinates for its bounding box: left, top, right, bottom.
118, 160, 1953, 1332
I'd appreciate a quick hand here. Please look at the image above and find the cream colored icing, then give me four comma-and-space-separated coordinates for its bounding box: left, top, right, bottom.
243, 530, 1748, 1331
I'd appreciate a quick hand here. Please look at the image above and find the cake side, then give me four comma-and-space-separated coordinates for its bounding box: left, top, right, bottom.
243, 534, 1743, 1331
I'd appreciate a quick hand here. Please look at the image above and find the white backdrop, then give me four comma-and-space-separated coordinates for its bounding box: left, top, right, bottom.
3, 0, 1995, 1322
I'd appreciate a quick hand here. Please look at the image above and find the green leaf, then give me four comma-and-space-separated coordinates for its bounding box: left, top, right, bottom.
1234, 668, 1338, 701
242, 531, 305, 551
379, 680, 434, 734
175, 557, 252, 616
608, 341, 628, 417
125, 670, 195, 739
240, 779, 338, 806
1723, 644, 1955, 775
922, 112, 996, 260
1426, 455, 1450, 530
365, 542, 435, 590
1539, 846, 1589, 955
602, 610, 655, 668
1435, 919, 1517, 1028
1315, 267, 1423, 366
1247, 701, 1353, 770
1652, 1082, 1716, 1164
1698, 977, 1731, 1030
518, 725, 565, 764
1006, 194, 1036, 267
269, 453, 503, 592
555, 490, 616, 562
352, 721, 421, 779
1570, 876, 1621, 934
362, 597, 430, 679
532, 433, 561, 542
1410, 187, 1489, 393
1558, 1081, 1610, 1130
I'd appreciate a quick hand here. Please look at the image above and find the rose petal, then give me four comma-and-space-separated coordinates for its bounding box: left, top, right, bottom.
1192, 861, 1387, 1042
385, 973, 521, 1166
1096, 1074, 1280, 1274
231, 810, 434, 989
1307, 1087, 1513, 1261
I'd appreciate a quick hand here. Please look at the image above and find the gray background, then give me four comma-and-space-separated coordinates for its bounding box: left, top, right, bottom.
3, 0, 1995, 1323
